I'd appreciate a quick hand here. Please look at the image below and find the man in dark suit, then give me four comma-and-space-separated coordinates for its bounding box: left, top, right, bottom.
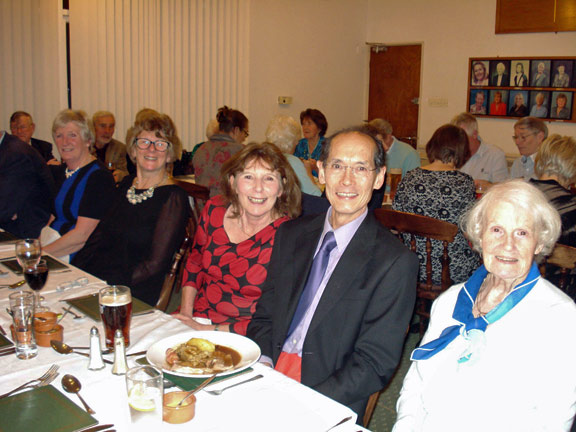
0, 131, 54, 238
490, 62, 509, 87
247, 125, 418, 423
10, 111, 56, 163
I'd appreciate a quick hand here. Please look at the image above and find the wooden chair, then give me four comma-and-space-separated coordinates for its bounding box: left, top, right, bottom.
539, 243, 576, 295
155, 217, 196, 312
363, 391, 381, 427
173, 178, 210, 222
374, 208, 459, 336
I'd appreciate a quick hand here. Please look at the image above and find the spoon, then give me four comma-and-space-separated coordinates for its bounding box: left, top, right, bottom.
61, 374, 96, 414
0, 280, 25, 289
51, 340, 113, 365
62, 306, 84, 320
176, 373, 218, 407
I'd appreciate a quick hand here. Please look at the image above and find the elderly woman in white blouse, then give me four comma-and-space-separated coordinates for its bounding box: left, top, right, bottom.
393, 180, 576, 432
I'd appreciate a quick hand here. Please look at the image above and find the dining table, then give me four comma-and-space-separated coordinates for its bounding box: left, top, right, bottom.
0, 241, 368, 431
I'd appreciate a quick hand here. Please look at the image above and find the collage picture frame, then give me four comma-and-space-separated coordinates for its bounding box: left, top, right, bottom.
468, 57, 575, 122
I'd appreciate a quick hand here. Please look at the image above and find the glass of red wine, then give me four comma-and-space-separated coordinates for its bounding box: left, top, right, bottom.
24, 259, 49, 312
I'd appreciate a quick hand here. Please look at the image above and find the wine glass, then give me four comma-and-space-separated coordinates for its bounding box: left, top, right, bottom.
15, 239, 41, 271
24, 259, 49, 311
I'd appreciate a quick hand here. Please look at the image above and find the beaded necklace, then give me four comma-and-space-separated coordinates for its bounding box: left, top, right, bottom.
126, 175, 165, 205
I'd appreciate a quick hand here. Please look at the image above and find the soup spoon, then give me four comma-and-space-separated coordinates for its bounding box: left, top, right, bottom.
61, 374, 95, 414
51, 340, 113, 365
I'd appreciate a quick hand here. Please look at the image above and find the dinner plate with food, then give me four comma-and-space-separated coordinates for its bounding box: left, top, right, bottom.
146, 331, 261, 378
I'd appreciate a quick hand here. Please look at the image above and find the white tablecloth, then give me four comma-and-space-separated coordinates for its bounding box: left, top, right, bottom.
0, 247, 366, 431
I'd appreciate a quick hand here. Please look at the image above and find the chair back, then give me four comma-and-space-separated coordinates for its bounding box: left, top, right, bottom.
173, 178, 210, 222
374, 208, 459, 335
155, 216, 196, 312
539, 243, 576, 294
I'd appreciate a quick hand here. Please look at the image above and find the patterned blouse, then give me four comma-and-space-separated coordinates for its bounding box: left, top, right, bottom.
293, 136, 325, 161
393, 168, 481, 285
192, 134, 242, 197
182, 196, 289, 335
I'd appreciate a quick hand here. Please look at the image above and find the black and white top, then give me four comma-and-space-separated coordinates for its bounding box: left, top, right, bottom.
393, 168, 481, 285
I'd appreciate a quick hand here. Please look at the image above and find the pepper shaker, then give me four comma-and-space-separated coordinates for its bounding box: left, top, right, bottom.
112, 329, 128, 375
88, 326, 105, 370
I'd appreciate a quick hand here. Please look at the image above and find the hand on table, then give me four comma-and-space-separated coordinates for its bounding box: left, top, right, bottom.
172, 313, 229, 332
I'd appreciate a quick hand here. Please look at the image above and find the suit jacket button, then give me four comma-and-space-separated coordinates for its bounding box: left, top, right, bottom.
276, 343, 282, 349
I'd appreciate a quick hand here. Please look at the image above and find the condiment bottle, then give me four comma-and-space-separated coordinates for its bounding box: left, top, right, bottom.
88, 326, 105, 371
112, 329, 128, 375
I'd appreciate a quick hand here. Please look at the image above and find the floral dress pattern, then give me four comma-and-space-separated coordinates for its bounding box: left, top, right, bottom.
392, 168, 481, 285
182, 196, 289, 335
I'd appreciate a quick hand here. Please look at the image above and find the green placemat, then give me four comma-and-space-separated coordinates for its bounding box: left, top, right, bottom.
136, 357, 254, 391
64, 293, 153, 321
1, 255, 69, 275
0, 231, 18, 243
0, 333, 13, 349
0, 385, 97, 432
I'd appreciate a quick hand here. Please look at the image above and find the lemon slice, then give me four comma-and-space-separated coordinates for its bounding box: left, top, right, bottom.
128, 384, 156, 412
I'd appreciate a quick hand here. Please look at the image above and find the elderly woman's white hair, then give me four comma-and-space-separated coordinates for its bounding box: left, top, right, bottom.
461, 179, 561, 259
535, 134, 576, 188
265, 115, 302, 154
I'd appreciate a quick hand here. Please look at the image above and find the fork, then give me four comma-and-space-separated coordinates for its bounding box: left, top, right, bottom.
0, 364, 60, 399
204, 374, 264, 395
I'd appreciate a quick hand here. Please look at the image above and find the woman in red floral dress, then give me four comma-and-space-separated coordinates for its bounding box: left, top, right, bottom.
174, 142, 301, 335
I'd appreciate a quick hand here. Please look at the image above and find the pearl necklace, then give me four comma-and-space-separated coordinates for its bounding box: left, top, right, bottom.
65, 167, 80, 179
126, 176, 164, 205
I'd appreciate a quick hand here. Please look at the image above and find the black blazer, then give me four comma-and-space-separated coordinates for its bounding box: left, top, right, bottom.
247, 212, 418, 418
0, 133, 54, 238
31, 137, 55, 162
490, 73, 510, 86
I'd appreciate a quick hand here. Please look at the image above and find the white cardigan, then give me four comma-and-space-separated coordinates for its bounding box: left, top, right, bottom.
393, 278, 576, 432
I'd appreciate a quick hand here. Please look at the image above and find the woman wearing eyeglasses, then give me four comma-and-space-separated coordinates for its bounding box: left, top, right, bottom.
393, 125, 481, 286
73, 111, 190, 305
193, 105, 249, 197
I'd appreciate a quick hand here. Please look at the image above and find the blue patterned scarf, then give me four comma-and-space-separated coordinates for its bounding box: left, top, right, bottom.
411, 262, 540, 362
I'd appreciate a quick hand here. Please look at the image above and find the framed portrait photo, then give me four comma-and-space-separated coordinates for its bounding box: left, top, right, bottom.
489, 90, 509, 115
469, 89, 488, 115
530, 60, 551, 87
550, 60, 573, 88
508, 90, 530, 117
550, 91, 573, 120
529, 90, 551, 118
489, 60, 511, 87
470, 60, 490, 86
509, 60, 530, 86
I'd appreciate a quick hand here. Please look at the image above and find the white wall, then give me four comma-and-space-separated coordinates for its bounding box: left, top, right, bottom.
248, 0, 369, 142
366, 0, 576, 156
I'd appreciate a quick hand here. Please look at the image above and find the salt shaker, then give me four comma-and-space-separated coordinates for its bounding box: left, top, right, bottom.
88, 326, 105, 370
112, 329, 128, 375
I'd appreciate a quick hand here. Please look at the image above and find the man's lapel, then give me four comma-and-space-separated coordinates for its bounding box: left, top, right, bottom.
284, 216, 324, 322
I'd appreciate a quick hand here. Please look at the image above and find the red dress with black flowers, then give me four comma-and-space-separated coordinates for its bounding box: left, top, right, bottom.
182, 196, 289, 335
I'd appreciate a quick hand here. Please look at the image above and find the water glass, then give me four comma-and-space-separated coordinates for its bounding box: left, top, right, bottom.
9, 291, 38, 359
126, 366, 163, 426
15, 238, 41, 270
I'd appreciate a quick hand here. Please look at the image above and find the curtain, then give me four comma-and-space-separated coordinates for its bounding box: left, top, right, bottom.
0, 0, 65, 143
69, 0, 250, 150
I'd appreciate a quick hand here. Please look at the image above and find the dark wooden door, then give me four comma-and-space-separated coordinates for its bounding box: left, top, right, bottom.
368, 45, 422, 148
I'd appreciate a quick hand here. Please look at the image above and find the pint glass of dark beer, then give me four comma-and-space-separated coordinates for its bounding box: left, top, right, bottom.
99, 285, 132, 349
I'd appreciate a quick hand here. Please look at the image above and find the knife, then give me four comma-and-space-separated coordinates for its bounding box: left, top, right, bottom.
0, 348, 16, 357
80, 424, 114, 432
